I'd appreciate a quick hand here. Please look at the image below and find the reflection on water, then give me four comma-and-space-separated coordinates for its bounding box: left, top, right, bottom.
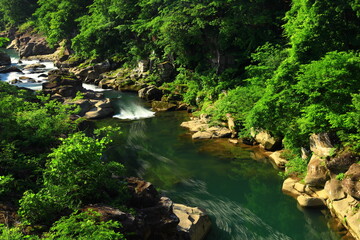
100, 110, 341, 240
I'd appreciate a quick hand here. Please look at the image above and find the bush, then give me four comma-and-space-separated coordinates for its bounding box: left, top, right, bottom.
43, 210, 125, 240
19, 127, 125, 225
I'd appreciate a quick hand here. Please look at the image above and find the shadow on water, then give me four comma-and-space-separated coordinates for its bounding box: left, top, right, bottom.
97, 92, 341, 240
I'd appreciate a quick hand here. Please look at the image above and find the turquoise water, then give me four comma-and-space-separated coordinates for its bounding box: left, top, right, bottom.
99, 92, 340, 240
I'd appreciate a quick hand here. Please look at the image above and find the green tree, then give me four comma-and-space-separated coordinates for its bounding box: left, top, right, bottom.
0, 0, 37, 27
19, 128, 125, 225
35, 0, 93, 45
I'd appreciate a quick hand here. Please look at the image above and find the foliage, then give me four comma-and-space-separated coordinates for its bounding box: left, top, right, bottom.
0, 224, 39, 240
281, 157, 308, 179
19, 127, 125, 225
336, 173, 346, 181
0, 37, 9, 47
34, 0, 92, 45
0, 0, 37, 27
43, 210, 125, 240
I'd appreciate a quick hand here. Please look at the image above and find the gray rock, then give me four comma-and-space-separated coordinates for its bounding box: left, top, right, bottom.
173, 203, 212, 240
342, 164, 360, 200
324, 179, 346, 201
192, 131, 213, 139
305, 154, 329, 187
326, 152, 359, 174
254, 130, 282, 151
297, 195, 325, 207
310, 133, 336, 157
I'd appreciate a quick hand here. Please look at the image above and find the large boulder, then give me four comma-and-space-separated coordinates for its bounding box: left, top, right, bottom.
269, 151, 288, 169
326, 152, 359, 174
14, 34, 55, 58
84, 99, 114, 119
138, 86, 163, 101
173, 203, 211, 240
0, 52, 11, 65
310, 133, 336, 157
42, 70, 84, 98
305, 154, 329, 187
126, 177, 160, 208
254, 130, 282, 151
342, 164, 360, 200
324, 179, 347, 201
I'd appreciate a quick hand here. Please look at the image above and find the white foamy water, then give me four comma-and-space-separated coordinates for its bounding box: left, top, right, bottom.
0, 49, 56, 91
82, 83, 110, 92
84, 83, 155, 120
113, 104, 155, 120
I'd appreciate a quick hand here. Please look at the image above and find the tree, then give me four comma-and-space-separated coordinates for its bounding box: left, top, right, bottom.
0, 0, 37, 27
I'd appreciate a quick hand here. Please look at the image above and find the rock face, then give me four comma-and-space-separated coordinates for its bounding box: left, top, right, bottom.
342, 164, 360, 200
173, 204, 211, 240
310, 133, 336, 157
304, 154, 329, 187
0, 52, 11, 65
8, 32, 55, 58
42, 69, 84, 98
254, 130, 282, 151
70, 60, 111, 83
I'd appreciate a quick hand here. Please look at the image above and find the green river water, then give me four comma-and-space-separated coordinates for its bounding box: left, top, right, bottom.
97, 91, 341, 240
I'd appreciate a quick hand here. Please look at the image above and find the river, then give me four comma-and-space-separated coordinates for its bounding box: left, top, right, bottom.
0, 48, 341, 240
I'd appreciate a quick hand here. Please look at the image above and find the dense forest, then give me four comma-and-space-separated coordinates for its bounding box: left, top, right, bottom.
0, 0, 360, 239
